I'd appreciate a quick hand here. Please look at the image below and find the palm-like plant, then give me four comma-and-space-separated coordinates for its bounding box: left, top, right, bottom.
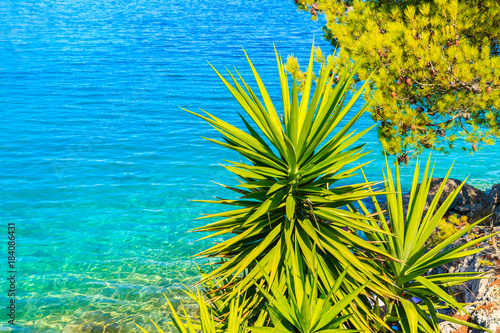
355, 158, 496, 332
186, 44, 396, 330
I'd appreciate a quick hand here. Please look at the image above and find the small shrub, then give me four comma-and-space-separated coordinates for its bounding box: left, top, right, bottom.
430, 214, 469, 246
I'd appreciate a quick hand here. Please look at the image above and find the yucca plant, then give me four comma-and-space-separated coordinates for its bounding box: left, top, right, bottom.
354, 157, 496, 332
185, 44, 397, 330
137, 44, 496, 333
186, 266, 254, 329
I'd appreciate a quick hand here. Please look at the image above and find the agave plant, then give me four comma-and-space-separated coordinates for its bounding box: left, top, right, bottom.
185, 44, 398, 330
354, 157, 496, 332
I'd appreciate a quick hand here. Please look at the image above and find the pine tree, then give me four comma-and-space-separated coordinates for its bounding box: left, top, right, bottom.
289, 0, 500, 160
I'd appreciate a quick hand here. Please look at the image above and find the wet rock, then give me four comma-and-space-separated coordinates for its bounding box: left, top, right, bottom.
430, 178, 486, 207
420, 178, 488, 220
486, 184, 500, 226
82, 323, 105, 333
104, 323, 121, 333
494, 206, 500, 226
487, 184, 500, 206
90, 326, 105, 333
159, 297, 179, 311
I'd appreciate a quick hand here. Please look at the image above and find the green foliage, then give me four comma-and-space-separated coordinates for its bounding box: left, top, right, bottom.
291, 0, 500, 159
355, 158, 496, 332
140, 44, 497, 333
185, 44, 396, 330
429, 214, 469, 245
251, 249, 367, 333
136, 286, 249, 333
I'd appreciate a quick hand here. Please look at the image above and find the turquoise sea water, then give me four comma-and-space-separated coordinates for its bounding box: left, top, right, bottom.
0, 0, 499, 331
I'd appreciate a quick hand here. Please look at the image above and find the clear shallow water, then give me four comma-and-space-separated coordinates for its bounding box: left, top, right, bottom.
0, 0, 499, 331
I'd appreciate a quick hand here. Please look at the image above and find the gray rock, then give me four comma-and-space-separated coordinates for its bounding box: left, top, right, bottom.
423, 178, 488, 220
470, 285, 500, 332
439, 285, 500, 333
487, 184, 500, 208
433, 227, 499, 302
494, 206, 500, 227
439, 313, 471, 333
436, 226, 500, 332
487, 184, 500, 226
409, 178, 486, 207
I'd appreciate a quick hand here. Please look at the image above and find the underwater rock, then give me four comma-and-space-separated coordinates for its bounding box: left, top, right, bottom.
177, 302, 200, 317
82, 323, 105, 333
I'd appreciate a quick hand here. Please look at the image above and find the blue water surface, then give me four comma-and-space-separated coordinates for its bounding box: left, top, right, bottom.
0, 0, 499, 331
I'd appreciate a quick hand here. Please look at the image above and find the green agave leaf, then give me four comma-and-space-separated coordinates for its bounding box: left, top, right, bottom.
297, 57, 335, 157
409, 217, 490, 272
415, 276, 468, 315
314, 282, 369, 331
249, 327, 290, 333
317, 329, 361, 333
233, 67, 288, 159
241, 49, 281, 133
203, 64, 274, 146
399, 299, 418, 333
360, 156, 494, 332
166, 295, 189, 333
285, 195, 296, 221
225, 161, 287, 178
296, 41, 316, 146
238, 112, 274, 155
203, 137, 283, 171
